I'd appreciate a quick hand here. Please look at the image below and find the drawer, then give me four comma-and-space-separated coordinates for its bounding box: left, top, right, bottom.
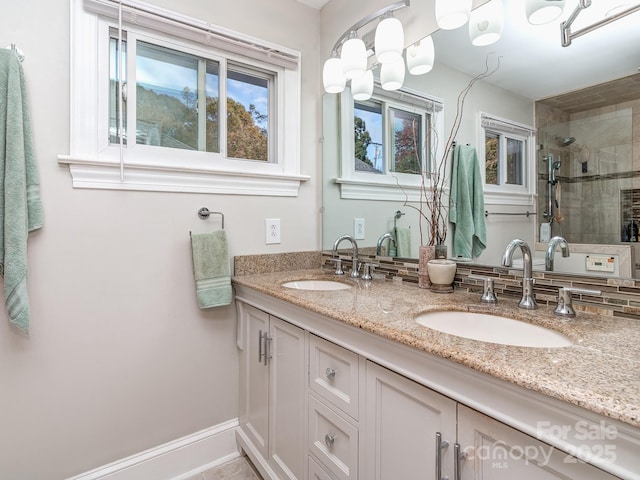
308, 395, 358, 480
308, 455, 338, 480
309, 334, 359, 420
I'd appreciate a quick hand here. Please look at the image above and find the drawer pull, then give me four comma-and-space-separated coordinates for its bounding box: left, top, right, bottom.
325, 367, 336, 379
324, 433, 335, 449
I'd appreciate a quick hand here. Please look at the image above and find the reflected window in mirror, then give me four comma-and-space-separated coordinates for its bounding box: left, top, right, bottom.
480, 113, 535, 203
354, 101, 383, 173
389, 108, 424, 175
338, 86, 443, 202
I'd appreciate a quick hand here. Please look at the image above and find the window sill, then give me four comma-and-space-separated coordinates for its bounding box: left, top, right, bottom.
58, 155, 310, 196
484, 189, 535, 206
335, 177, 427, 202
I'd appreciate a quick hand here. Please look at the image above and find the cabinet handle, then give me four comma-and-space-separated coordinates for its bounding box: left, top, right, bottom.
454, 443, 467, 480
325, 367, 336, 380
258, 330, 265, 364
264, 333, 272, 366
435, 432, 449, 480
324, 433, 335, 449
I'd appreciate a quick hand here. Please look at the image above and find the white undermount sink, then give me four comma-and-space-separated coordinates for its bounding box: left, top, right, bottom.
414, 311, 573, 348
281, 280, 352, 291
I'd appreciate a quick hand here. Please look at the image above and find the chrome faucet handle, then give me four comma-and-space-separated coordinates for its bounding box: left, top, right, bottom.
328, 258, 344, 275
469, 275, 498, 304
554, 287, 601, 317
362, 263, 379, 281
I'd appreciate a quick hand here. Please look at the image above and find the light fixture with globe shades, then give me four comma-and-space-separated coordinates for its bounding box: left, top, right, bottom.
322, 0, 410, 101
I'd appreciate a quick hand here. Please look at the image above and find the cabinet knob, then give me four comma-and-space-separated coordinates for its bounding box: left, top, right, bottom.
324, 433, 335, 449
325, 367, 336, 379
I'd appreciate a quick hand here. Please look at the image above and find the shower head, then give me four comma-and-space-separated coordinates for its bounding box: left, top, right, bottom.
554, 136, 576, 147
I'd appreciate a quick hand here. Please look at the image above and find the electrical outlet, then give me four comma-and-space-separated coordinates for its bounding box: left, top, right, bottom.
265, 219, 281, 244
354, 217, 365, 240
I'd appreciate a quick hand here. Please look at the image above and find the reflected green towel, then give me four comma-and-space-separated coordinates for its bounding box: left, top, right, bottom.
449, 145, 486, 259
191, 231, 232, 308
394, 227, 411, 257
0, 50, 43, 333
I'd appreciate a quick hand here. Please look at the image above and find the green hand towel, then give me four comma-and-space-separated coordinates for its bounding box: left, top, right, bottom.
191, 231, 232, 308
0, 50, 43, 333
449, 145, 486, 259
394, 227, 412, 257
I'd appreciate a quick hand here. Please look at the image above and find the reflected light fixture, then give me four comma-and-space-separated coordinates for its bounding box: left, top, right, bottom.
469, 0, 504, 46
406, 35, 435, 75
322, 1, 413, 96
436, 0, 472, 30
380, 57, 405, 91
526, 0, 565, 25
322, 51, 346, 94
351, 69, 374, 101
341, 31, 367, 80
374, 12, 404, 64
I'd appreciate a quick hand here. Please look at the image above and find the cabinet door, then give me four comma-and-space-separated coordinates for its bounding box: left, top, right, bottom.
364, 361, 457, 480
239, 305, 270, 460
269, 316, 306, 480
457, 405, 619, 480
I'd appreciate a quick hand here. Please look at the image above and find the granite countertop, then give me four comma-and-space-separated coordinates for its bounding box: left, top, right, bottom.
232, 268, 640, 429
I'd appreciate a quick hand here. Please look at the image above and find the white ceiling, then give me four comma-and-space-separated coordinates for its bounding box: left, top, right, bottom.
302, 0, 640, 101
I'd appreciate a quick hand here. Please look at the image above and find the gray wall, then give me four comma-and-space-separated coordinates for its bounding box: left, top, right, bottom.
0, 0, 321, 478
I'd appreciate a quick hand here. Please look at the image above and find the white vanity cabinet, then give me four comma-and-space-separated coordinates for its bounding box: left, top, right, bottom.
363, 360, 457, 480
237, 303, 306, 480
457, 405, 619, 479
234, 290, 639, 480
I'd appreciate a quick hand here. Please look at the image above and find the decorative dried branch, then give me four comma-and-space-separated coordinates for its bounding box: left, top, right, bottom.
395, 54, 501, 246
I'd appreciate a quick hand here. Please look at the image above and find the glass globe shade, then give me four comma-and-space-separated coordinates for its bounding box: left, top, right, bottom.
436, 0, 472, 30
381, 57, 405, 91
351, 70, 374, 101
406, 36, 434, 75
375, 16, 404, 65
323, 57, 345, 94
341, 35, 367, 80
526, 0, 565, 25
469, 0, 504, 47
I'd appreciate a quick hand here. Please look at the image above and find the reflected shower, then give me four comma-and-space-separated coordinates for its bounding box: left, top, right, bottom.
554, 136, 576, 147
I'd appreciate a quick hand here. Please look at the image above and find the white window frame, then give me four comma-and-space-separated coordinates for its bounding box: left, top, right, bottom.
335, 85, 444, 201
479, 112, 536, 206
58, 0, 308, 196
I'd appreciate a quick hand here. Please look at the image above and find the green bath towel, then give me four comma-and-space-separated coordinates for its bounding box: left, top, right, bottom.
191, 231, 232, 308
0, 50, 43, 333
449, 145, 486, 259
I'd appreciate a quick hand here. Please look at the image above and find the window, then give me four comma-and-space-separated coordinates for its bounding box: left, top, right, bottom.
480, 113, 535, 204
60, 0, 307, 196
338, 85, 443, 201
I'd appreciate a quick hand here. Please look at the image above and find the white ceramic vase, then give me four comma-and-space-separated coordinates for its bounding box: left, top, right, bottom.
426, 259, 456, 293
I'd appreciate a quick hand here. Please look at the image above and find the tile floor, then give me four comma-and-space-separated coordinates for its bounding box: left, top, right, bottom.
184, 456, 262, 480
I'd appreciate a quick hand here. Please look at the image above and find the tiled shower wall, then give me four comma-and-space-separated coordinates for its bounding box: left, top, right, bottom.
536, 99, 640, 245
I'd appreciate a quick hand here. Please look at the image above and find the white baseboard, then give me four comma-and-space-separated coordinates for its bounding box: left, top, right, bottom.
67, 418, 240, 480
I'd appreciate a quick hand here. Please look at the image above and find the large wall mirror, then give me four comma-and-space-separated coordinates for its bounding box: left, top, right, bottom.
322, 0, 640, 279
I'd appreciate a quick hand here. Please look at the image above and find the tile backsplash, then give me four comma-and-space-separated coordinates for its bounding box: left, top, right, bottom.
322, 252, 640, 320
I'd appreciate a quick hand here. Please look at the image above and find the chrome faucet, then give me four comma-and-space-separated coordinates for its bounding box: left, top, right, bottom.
502, 239, 537, 309
376, 232, 396, 255
545, 236, 570, 271
332, 234, 360, 278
